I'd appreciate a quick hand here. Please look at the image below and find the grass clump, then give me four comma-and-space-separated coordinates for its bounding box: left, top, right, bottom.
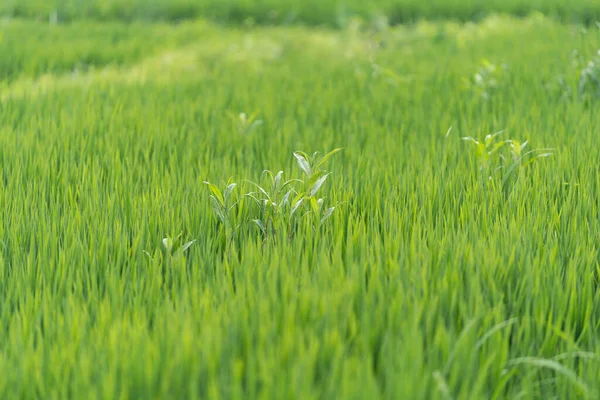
461, 130, 553, 192
205, 148, 343, 245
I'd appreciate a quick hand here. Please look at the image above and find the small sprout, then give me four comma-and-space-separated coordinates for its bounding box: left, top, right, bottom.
460, 129, 552, 190
203, 179, 240, 248
231, 111, 263, 135
160, 233, 197, 260
462, 130, 509, 171
371, 62, 401, 86
463, 60, 507, 99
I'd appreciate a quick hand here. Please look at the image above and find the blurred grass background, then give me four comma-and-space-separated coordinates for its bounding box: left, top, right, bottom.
2, 0, 600, 26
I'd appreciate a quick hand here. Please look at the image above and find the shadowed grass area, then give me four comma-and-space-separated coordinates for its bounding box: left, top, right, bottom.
0, 19, 216, 82
1, 14, 600, 399
2, 0, 600, 26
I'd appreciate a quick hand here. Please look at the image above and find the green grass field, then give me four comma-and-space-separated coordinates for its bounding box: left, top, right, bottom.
2, 2, 600, 399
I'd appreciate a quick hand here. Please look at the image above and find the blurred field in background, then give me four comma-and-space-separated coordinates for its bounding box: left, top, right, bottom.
2, 0, 600, 25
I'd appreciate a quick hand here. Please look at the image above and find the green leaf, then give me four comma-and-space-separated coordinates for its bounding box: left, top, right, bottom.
484, 129, 505, 145
310, 173, 330, 197
321, 207, 336, 223
204, 181, 225, 206
210, 196, 227, 224
180, 240, 196, 253
507, 357, 590, 395
243, 193, 263, 206
475, 318, 518, 350
290, 197, 304, 217
224, 183, 237, 202
306, 170, 326, 189
281, 179, 303, 192
274, 170, 283, 190
252, 219, 266, 235
522, 153, 552, 168
293, 152, 312, 176
461, 136, 480, 145
279, 189, 295, 208
490, 369, 518, 400
314, 148, 343, 170
310, 196, 320, 216
162, 237, 174, 252
246, 180, 270, 199
432, 371, 452, 400
487, 140, 509, 155
262, 169, 274, 184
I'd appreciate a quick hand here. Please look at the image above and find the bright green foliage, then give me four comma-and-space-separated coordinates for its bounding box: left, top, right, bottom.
2, 10, 600, 400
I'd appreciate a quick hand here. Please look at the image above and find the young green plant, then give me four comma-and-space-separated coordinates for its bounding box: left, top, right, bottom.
203, 178, 240, 247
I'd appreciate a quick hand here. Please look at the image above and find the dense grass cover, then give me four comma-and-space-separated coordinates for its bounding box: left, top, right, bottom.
2, 11, 600, 399
2, 0, 600, 26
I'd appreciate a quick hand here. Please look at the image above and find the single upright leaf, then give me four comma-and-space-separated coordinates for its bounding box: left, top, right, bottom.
274, 171, 283, 190
321, 207, 336, 223
445, 126, 452, 138
280, 189, 295, 208
162, 237, 173, 252
306, 170, 326, 190
252, 219, 266, 235
310, 196, 320, 216
180, 240, 197, 253
210, 196, 227, 224
224, 183, 237, 202
520, 140, 529, 151
290, 197, 304, 217
203, 182, 224, 206
310, 173, 330, 197
314, 148, 343, 170
293, 152, 312, 176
